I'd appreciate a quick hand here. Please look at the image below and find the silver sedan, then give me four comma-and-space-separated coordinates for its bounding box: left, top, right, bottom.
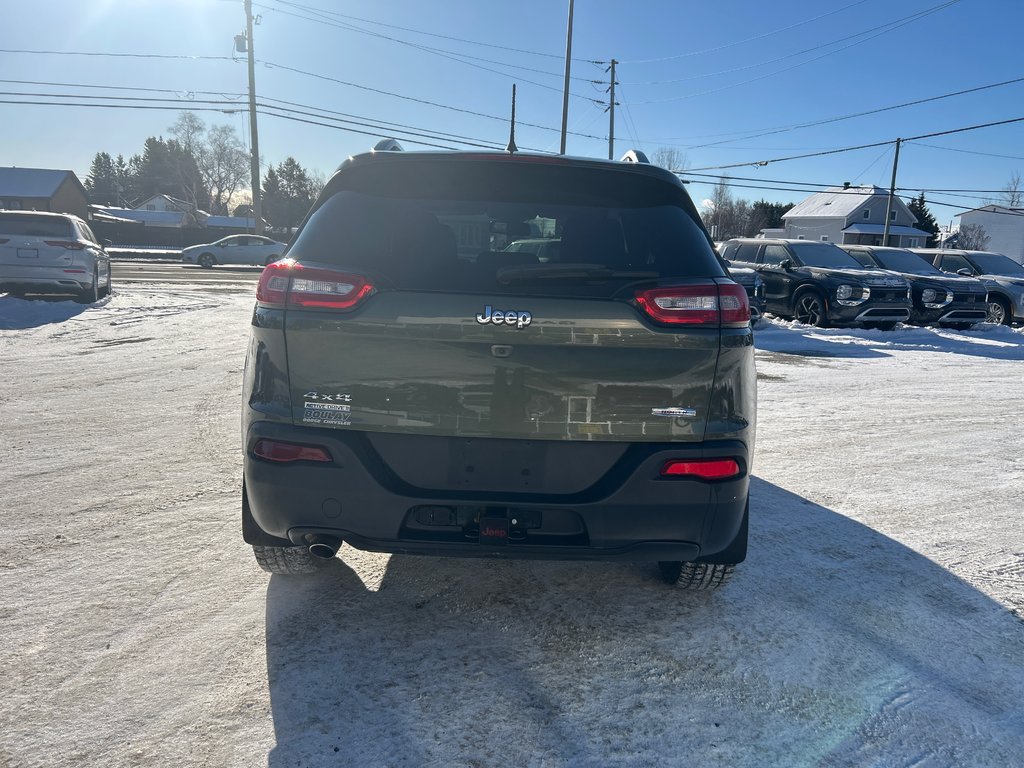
181, 235, 287, 268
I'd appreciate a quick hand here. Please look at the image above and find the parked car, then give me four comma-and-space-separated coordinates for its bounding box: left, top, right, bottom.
720, 238, 911, 329
0, 210, 111, 302
717, 254, 765, 322
840, 245, 988, 329
503, 237, 561, 263
181, 234, 287, 268
241, 146, 755, 590
909, 248, 1024, 326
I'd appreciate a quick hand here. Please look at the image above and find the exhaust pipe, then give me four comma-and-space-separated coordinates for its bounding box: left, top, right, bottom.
307, 535, 341, 559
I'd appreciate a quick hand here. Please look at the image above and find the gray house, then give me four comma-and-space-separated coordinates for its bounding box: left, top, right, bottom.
782, 185, 931, 247
0, 167, 89, 219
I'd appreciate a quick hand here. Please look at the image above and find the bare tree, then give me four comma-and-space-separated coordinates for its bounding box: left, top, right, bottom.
308, 168, 328, 200
651, 147, 688, 173
957, 223, 991, 250
199, 124, 251, 215
1002, 172, 1022, 208
169, 111, 205, 158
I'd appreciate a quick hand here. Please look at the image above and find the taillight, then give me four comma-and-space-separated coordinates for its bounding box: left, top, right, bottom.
660, 458, 741, 480
44, 240, 86, 250
0, 238, 9, 245
252, 439, 332, 463
634, 281, 750, 328
255, 261, 376, 311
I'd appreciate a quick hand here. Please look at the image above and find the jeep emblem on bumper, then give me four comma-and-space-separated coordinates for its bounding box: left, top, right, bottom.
476, 305, 532, 329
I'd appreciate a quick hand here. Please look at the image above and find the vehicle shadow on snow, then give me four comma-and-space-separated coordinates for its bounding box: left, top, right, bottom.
263, 478, 1024, 767
0, 294, 110, 330
756, 320, 1024, 361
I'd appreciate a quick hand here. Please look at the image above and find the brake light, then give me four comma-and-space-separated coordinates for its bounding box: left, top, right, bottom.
256, 261, 292, 305
44, 240, 86, 250
634, 281, 750, 328
0, 239, 8, 245
255, 260, 376, 311
252, 439, 332, 463
660, 459, 741, 480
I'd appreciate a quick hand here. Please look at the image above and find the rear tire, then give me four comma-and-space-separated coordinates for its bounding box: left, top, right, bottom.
75, 273, 99, 304
264, 255, 280, 266
253, 545, 329, 575
101, 270, 112, 298
659, 561, 735, 590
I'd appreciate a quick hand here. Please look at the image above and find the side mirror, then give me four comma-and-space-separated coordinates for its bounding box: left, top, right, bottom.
780, 259, 793, 271
102, 239, 113, 248
218, 242, 227, 247
956, 268, 973, 276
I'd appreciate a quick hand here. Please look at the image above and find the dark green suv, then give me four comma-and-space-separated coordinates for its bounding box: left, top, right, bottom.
241, 148, 755, 589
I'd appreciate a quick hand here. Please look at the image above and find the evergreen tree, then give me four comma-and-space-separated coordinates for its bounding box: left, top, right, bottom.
85, 152, 118, 205
908, 193, 939, 247
261, 166, 284, 226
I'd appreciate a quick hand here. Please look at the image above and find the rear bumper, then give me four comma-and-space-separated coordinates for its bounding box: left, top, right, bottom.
0, 268, 91, 294
243, 422, 750, 562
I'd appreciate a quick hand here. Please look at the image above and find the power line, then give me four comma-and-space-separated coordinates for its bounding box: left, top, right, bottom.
0, 48, 235, 62
687, 115, 1024, 171
255, 58, 607, 138
911, 142, 1024, 162
618, 0, 871, 64
268, 0, 602, 64
253, 1, 606, 101
0, 78, 540, 149
665, 74, 1024, 151
631, 0, 961, 105
623, 1, 959, 87
0, 47, 607, 139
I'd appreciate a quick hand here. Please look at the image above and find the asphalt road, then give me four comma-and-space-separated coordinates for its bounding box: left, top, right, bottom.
112, 260, 262, 287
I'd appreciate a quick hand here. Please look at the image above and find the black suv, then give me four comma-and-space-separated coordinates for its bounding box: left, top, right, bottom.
241, 148, 755, 590
909, 248, 1024, 326
841, 245, 988, 329
721, 238, 911, 329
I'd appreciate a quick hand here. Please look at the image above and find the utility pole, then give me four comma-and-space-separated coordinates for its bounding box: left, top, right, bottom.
559, 0, 575, 155
882, 137, 901, 247
607, 59, 617, 160
244, 0, 263, 233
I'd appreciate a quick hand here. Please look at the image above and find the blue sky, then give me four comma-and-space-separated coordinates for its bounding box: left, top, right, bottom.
1, 0, 1021, 221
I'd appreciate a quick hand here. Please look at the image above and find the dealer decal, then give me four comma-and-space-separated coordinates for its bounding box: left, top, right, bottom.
302, 391, 353, 425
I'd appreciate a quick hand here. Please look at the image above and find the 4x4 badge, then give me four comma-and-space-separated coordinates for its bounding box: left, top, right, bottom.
476, 305, 532, 329
651, 407, 697, 418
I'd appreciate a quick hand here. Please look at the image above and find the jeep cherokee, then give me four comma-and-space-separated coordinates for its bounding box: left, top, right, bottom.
241, 147, 755, 590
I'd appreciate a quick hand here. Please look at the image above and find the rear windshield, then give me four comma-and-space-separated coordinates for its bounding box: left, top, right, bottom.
289, 159, 721, 298
0, 213, 72, 238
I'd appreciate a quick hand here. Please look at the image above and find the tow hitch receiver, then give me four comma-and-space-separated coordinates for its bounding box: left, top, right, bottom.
478, 515, 510, 545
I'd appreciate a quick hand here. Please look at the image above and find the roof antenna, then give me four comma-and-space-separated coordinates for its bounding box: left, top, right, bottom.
506, 84, 518, 154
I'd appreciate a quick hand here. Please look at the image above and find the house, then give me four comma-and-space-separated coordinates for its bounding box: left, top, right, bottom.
93, 205, 196, 228
0, 167, 89, 219
782, 185, 931, 248
134, 194, 196, 214
956, 205, 1024, 263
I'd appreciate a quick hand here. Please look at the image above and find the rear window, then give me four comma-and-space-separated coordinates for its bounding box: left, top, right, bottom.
289, 159, 721, 298
0, 213, 72, 238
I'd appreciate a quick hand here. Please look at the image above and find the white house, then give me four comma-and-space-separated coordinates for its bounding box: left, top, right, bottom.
782, 185, 931, 247
956, 205, 1024, 263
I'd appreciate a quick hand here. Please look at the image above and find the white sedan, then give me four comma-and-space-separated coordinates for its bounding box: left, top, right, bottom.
181, 235, 287, 268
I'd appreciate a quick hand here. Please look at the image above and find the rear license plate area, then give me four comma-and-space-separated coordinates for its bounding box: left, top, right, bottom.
17, 248, 38, 259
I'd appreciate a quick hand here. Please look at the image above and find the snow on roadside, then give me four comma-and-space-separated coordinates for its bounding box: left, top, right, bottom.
0, 296, 1022, 767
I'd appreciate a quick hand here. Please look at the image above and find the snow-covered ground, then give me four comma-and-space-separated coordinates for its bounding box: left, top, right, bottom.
1, 288, 1022, 767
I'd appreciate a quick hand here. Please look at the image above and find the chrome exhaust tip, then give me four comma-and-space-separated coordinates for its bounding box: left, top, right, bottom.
307, 536, 341, 559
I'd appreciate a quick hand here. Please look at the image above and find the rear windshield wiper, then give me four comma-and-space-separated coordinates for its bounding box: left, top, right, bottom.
497, 262, 658, 284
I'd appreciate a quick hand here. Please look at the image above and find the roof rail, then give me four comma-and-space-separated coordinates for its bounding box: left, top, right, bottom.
373, 138, 404, 152
619, 149, 650, 164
